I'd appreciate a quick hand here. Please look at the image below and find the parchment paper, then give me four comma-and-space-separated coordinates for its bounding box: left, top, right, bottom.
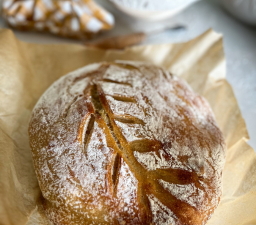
0, 28, 255, 225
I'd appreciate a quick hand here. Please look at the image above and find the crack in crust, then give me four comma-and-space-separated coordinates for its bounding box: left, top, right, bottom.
90, 84, 123, 152
64, 96, 80, 117
90, 84, 124, 199
108, 94, 137, 103
83, 114, 95, 157
101, 78, 133, 87
113, 115, 145, 125
111, 153, 121, 196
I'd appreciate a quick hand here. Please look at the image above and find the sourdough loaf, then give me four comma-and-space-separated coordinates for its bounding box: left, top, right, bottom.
28, 61, 226, 225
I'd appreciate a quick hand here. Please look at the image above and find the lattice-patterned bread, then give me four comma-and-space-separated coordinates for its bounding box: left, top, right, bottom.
2, 0, 114, 39
28, 61, 226, 225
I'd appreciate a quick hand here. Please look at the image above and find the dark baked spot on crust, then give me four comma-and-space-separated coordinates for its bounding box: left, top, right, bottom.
129, 139, 163, 153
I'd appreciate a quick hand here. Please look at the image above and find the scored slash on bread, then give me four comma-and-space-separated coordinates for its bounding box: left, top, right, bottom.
29, 61, 226, 225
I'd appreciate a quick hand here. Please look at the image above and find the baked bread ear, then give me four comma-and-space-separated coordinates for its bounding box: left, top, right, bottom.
29, 61, 226, 225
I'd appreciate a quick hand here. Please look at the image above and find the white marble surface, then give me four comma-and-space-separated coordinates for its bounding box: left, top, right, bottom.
0, 0, 255, 151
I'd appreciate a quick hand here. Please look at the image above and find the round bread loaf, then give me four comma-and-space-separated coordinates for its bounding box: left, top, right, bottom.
29, 61, 226, 225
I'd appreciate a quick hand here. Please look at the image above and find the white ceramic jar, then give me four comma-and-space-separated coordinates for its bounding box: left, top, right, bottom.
222, 0, 256, 26
109, 0, 200, 21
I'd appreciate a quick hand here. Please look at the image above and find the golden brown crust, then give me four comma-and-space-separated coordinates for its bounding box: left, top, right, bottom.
29, 61, 226, 225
